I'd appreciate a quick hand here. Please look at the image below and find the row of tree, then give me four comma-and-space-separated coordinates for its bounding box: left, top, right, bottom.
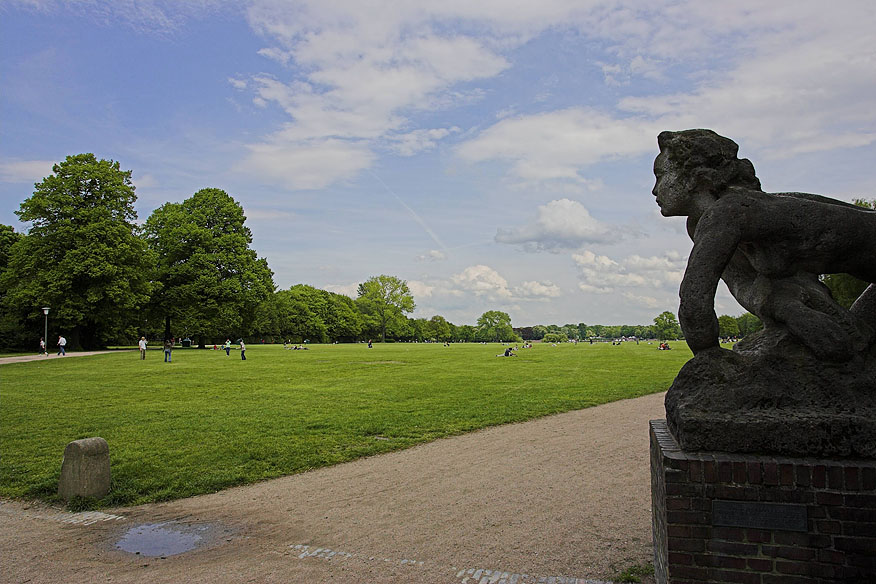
513, 310, 763, 344
0, 154, 528, 350
2, 153, 859, 351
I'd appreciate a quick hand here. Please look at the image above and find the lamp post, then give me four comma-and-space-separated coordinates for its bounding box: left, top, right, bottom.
42, 307, 49, 356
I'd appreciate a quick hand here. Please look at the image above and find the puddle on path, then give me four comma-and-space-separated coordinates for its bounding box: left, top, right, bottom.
116, 521, 223, 557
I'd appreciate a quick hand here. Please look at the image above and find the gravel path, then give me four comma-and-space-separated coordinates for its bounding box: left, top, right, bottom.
0, 391, 665, 583
0, 350, 127, 365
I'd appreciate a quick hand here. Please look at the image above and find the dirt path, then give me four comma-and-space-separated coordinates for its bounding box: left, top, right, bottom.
0, 392, 666, 584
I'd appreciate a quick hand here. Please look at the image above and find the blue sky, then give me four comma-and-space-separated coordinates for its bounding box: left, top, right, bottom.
3, 1, 876, 327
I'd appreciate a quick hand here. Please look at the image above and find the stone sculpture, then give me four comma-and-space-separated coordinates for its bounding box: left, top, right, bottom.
654, 129, 876, 457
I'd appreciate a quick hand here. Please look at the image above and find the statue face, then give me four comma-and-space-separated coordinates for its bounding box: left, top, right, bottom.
652, 152, 690, 217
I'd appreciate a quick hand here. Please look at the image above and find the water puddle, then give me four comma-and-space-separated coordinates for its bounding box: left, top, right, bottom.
116, 521, 221, 557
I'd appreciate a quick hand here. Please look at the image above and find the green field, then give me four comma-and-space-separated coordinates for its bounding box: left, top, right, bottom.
1, 341, 690, 508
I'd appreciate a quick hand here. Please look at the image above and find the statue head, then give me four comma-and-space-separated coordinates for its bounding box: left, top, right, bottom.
653, 130, 761, 216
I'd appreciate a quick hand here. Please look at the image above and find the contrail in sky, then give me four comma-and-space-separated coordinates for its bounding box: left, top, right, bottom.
368, 170, 449, 254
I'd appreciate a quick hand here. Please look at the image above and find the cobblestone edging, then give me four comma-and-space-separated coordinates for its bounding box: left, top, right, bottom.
0, 500, 125, 526
289, 544, 612, 584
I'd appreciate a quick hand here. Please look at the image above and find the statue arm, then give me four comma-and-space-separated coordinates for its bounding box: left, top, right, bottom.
679, 212, 743, 353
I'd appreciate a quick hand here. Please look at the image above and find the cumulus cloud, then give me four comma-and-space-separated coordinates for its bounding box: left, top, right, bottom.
514, 280, 562, 298
496, 199, 614, 251
456, 108, 661, 184
573, 249, 685, 295
407, 279, 435, 299
451, 265, 512, 300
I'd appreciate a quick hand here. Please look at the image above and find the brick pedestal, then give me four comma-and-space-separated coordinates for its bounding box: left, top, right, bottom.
651, 420, 876, 583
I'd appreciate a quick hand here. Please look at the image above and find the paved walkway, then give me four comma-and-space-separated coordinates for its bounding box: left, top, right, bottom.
0, 350, 128, 365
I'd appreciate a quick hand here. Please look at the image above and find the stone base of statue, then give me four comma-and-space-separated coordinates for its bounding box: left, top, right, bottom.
651, 420, 876, 583
665, 331, 876, 459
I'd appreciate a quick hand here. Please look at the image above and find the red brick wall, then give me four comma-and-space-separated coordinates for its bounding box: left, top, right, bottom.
651, 420, 876, 583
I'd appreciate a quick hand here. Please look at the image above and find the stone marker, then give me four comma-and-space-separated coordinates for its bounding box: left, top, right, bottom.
58, 437, 110, 500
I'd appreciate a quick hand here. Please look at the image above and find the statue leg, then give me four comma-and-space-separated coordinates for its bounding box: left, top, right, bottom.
769, 278, 874, 360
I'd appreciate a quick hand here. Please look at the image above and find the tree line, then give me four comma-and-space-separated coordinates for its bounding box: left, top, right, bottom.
0, 154, 529, 350
3, 154, 859, 351
513, 310, 763, 343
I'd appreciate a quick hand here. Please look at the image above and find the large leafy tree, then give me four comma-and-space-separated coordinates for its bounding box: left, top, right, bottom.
0, 224, 22, 278
268, 284, 363, 343
0, 225, 27, 350
143, 188, 274, 346
476, 310, 516, 342
430, 315, 452, 342
456, 324, 477, 342
653, 310, 681, 341
1, 154, 154, 349
735, 312, 763, 337
288, 284, 363, 342
356, 275, 415, 342
717, 315, 740, 338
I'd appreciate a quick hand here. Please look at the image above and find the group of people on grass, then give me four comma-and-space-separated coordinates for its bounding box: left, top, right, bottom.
139, 336, 176, 362
135, 337, 247, 361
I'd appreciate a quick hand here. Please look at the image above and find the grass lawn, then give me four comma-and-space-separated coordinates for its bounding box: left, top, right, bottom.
0, 341, 690, 508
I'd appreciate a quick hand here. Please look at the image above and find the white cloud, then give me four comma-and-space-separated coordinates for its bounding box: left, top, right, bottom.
256, 47, 292, 65
572, 249, 685, 294
237, 1, 514, 189
618, 29, 876, 157
324, 282, 359, 298
236, 1, 876, 192
450, 264, 512, 300
456, 108, 661, 184
132, 173, 159, 189
236, 138, 375, 190
496, 199, 614, 251
452, 2, 876, 185
578, 282, 612, 295
387, 127, 460, 157
622, 291, 660, 309
10, 0, 234, 34
241, 207, 296, 222
407, 279, 434, 299
228, 77, 247, 90
416, 249, 446, 262
0, 159, 54, 183
514, 280, 562, 298
601, 55, 665, 86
